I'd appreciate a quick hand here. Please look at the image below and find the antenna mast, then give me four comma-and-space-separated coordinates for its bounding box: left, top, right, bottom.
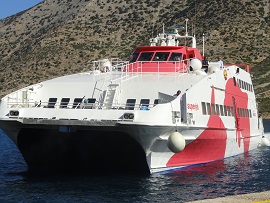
185, 19, 188, 36
203, 33, 205, 56
162, 24, 165, 33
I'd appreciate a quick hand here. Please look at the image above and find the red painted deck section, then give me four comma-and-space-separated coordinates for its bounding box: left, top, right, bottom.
167, 88, 227, 167
224, 78, 250, 152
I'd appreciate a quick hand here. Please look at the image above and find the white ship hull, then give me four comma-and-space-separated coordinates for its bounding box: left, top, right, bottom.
0, 102, 263, 174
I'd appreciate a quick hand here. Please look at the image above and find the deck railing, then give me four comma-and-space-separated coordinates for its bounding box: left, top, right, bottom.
224, 63, 250, 73
7, 100, 171, 110
92, 58, 189, 74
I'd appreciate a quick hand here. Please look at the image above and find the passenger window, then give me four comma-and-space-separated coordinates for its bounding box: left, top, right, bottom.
220, 105, 224, 116
245, 109, 248, 117
231, 107, 235, 117
216, 104, 220, 115
47, 98, 57, 108
248, 109, 252, 117
84, 98, 96, 109
154, 99, 159, 106
140, 99, 150, 107
202, 102, 207, 115
125, 99, 136, 110
60, 98, 70, 108
227, 106, 231, 116
206, 103, 211, 115
211, 104, 215, 115
73, 98, 83, 108
224, 105, 228, 116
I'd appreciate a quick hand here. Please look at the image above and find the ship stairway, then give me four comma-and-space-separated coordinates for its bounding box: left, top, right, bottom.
103, 84, 119, 109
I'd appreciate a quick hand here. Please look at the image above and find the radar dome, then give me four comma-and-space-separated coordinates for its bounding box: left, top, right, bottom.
190, 58, 202, 71
100, 59, 112, 72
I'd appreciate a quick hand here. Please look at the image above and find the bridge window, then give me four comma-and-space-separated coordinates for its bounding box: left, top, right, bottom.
130, 53, 139, 63
153, 52, 170, 61
138, 52, 154, 61
169, 53, 182, 61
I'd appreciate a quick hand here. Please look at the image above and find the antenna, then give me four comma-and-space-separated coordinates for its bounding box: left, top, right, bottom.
194, 0, 196, 36
203, 33, 205, 56
185, 19, 188, 36
162, 24, 165, 34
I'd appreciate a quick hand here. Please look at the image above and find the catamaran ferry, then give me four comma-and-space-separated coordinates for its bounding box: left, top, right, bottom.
0, 26, 268, 174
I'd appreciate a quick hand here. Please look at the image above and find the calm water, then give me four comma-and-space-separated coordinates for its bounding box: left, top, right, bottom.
0, 123, 270, 202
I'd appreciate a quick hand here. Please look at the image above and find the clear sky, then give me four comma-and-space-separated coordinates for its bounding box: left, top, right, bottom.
0, 0, 43, 20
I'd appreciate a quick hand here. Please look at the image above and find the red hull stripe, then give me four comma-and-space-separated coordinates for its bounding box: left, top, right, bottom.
167, 78, 251, 167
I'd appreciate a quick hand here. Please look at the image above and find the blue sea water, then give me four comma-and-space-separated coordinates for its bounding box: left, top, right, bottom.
0, 122, 270, 203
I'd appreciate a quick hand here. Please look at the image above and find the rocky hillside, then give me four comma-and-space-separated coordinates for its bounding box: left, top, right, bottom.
0, 0, 269, 112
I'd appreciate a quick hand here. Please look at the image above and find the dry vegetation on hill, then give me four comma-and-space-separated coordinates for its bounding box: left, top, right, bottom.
0, 0, 269, 113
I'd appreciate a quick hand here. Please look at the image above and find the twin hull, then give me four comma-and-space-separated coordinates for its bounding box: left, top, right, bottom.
0, 111, 261, 174
0, 65, 263, 174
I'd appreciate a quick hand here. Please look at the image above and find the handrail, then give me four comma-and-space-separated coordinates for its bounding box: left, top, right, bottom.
224, 63, 250, 73
124, 60, 188, 73
7, 100, 172, 110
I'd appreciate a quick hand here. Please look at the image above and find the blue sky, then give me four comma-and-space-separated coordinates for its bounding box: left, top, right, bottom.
0, 0, 43, 19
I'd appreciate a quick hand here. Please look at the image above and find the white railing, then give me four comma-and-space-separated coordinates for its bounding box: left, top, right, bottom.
123, 60, 189, 74
7, 100, 171, 111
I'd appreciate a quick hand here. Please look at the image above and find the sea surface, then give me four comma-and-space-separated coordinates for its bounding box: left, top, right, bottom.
0, 121, 270, 203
